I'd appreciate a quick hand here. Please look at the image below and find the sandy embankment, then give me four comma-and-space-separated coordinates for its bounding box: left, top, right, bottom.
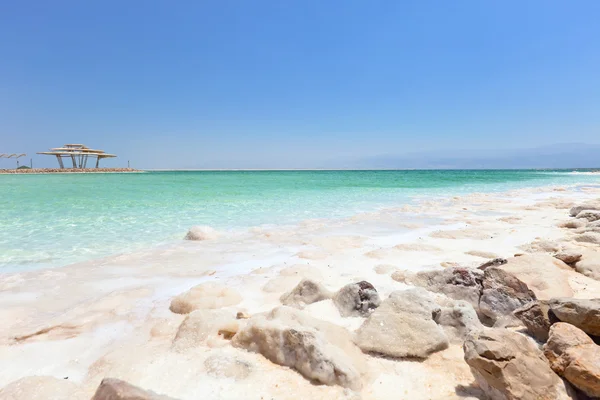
0, 184, 600, 399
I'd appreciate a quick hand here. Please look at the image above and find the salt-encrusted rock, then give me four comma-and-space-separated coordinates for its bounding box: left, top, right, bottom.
354, 288, 448, 358
333, 281, 381, 317
0, 376, 84, 400
549, 298, 600, 336
92, 378, 176, 400
232, 306, 365, 389
478, 258, 507, 271
204, 353, 252, 379
405, 267, 483, 310
570, 201, 600, 217
553, 251, 582, 265
573, 232, 600, 245
513, 300, 556, 342
464, 328, 571, 400
279, 279, 332, 308
558, 219, 588, 229
437, 300, 483, 342
574, 254, 600, 281
500, 255, 573, 299
520, 239, 562, 253
172, 309, 238, 350
184, 225, 219, 241
544, 323, 600, 398
169, 282, 242, 314
479, 267, 536, 323
576, 210, 600, 222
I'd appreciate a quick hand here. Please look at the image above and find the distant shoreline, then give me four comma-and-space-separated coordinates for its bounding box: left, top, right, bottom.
0, 168, 143, 174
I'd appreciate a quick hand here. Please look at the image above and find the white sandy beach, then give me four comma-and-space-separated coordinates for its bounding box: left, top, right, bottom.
1, 184, 600, 399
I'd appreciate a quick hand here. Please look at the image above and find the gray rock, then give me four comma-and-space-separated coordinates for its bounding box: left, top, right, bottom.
549, 298, 600, 336
570, 201, 600, 217
573, 232, 600, 245
464, 328, 572, 400
437, 301, 483, 342
479, 267, 537, 324
280, 279, 332, 308
408, 267, 483, 310
576, 210, 600, 222
354, 288, 448, 358
333, 281, 381, 317
232, 306, 365, 389
91, 378, 176, 400
553, 251, 582, 265
544, 322, 600, 398
513, 300, 556, 342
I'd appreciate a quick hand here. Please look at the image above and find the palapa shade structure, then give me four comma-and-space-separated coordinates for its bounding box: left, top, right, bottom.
37, 144, 116, 169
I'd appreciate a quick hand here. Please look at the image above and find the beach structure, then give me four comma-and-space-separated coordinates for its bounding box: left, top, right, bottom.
37, 144, 116, 169
0, 153, 27, 167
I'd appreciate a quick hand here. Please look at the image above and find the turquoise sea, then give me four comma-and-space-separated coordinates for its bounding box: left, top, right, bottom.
1, 170, 598, 271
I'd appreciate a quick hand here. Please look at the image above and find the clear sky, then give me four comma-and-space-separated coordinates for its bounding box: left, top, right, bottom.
1, 1, 599, 169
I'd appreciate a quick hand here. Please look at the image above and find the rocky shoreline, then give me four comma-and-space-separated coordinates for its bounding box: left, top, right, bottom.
0, 168, 142, 174
1, 187, 599, 399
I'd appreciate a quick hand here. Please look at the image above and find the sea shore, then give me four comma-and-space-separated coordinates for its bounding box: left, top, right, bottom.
1, 184, 600, 399
0, 168, 142, 174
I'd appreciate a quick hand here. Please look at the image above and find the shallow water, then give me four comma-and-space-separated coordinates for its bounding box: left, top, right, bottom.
0, 169, 598, 270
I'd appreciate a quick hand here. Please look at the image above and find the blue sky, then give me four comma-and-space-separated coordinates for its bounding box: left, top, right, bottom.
1, 1, 599, 169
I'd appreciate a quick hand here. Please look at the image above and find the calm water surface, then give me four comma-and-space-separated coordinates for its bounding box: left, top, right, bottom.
1, 170, 598, 271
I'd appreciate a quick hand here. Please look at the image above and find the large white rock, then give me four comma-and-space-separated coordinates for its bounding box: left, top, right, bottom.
354, 288, 448, 358
232, 306, 365, 390
499, 255, 573, 299
169, 282, 242, 314
184, 226, 219, 241
172, 309, 239, 351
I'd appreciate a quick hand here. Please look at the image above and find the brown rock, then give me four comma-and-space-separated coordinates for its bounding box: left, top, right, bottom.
513, 300, 557, 342
549, 298, 600, 336
464, 328, 572, 400
479, 268, 536, 323
554, 251, 582, 265
91, 378, 176, 400
544, 323, 600, 398
478, 258, 507, 271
